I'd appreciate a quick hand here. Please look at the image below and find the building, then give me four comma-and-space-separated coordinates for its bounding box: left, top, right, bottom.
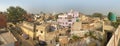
59, 36, 69, 46
20, 21, 58, 46
57, 10, 79, 27
36, 23, 58, 46
71, 22, 82, 31
0, 13, 17, 46
0, 28, 17, 46
23, 14, 34, 22
19, 21, 35, 39
0, 14, 7, 28
71, 30, 89, 37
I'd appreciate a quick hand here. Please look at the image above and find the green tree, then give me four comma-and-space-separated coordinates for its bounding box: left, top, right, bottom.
7, 6, 26, 24
108, 12, 117, 22
111, 22, 120, 28
92, 13, 103, 19
72, 35, 80, 41
108, 12, 112, 20
108, 12, 119, 28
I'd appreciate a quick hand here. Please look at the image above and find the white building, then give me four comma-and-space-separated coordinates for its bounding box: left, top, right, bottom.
57, 10, 79, 27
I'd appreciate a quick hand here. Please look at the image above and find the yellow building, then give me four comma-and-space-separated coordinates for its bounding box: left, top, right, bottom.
20, 21, 57, 42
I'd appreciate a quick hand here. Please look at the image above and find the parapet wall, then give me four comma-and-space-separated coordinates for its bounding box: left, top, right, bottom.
107, 25, 120, 46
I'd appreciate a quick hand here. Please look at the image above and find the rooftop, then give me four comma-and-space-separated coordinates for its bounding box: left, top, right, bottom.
0, 29, 17, 45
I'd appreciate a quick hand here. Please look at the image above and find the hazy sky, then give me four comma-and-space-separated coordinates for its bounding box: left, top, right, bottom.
0, 0, 120, 16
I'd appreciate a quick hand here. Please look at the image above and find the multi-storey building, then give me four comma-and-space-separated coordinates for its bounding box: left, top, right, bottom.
57, 10, 79, 27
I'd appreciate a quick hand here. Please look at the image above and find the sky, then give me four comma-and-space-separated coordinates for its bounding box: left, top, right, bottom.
0, 0, 120, 16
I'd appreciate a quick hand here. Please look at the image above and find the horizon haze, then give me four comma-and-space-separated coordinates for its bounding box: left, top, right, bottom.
0, 0, 120, 16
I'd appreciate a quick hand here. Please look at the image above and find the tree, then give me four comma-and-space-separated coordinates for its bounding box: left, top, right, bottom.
72, 35, 80, 41
92, 13, 103, 19
111, 22, 120, 28
108, 12, 119, 28
108, 12, 117, 22
7, 6, 26, 24
108, 12, 112, 20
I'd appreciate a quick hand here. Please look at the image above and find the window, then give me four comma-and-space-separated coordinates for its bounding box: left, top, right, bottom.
68, 20, 72, 22
69, 24, 71, 26
66, 22, 67, 24
36, 29, 38, 32
41, 31, 43, 33
65, 17, 67, 19
50, 40, 52, 44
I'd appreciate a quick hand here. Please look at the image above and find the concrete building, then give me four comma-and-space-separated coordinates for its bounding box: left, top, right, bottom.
20, 21, 35, 39
0, 29, 17, 46
35, 23, 57, 40
59, 36, 69, 46
71, 21, 82, 31
70, 30, 89, 37
57, 10, 79, 27
19, 21, 58, 46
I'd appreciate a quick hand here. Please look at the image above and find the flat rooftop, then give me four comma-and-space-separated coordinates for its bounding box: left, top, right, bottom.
0, 28, 17, 45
